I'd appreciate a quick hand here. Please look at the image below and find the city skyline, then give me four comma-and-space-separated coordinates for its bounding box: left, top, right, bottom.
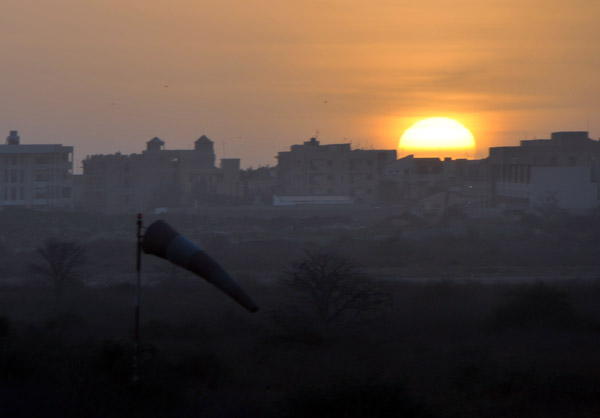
2, 1, 599, 169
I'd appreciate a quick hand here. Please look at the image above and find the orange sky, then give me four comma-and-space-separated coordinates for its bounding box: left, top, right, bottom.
1, 0, 599, 168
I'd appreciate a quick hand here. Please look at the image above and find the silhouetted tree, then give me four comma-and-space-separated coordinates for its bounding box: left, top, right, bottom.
281, 251, 389, 330
31, 238, 86, 293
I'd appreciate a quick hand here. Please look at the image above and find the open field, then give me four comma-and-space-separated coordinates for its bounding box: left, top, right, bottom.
1, 207, 600, 416
1, 277, 600, 417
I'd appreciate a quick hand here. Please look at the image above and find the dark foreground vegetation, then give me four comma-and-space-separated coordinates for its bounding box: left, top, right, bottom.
1, 278, 600, 417
1, 207, 600, 416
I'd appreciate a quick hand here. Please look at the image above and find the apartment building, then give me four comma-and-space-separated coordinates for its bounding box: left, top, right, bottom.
489, 131, 600, 210
382, 155, 492, 210
276, 137, 397, 202
80, 135, 240, 213
0, 131, 73, 210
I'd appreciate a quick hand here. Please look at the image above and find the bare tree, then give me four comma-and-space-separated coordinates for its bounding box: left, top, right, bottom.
32, 238, 86, 293
281, 251, 389, 330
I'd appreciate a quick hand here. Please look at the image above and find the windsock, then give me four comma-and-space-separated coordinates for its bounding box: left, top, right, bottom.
142, 220, 258, 312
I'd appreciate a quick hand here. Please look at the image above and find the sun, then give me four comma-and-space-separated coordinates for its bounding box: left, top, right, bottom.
399, 117, 475, 155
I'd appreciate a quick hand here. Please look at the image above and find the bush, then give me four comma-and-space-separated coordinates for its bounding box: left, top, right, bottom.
487, 283, 579, 331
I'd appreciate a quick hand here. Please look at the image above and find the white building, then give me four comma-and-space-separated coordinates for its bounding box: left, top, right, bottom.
530, 166, 598, 210
489, 131, 600, 211
0, 131, 74, 210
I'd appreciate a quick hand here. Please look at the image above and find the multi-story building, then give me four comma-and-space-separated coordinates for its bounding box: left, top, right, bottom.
276, 137, 397, 202
382, 155, 492, 210
489, 131, 600, 210
217, 158, 242, 197
240, 166, 278, 205
80, 135, 241, 213
0, 131, 73, 210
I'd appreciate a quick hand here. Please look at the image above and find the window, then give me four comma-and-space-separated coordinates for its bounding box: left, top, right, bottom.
35, 170, 48, 181
34, 190, 48, 199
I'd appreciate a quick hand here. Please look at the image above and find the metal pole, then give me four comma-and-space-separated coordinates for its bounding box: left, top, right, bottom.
133, 213, 143, 382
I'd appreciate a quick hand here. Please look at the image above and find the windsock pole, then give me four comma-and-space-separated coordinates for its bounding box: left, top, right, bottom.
133, 213, 143, 382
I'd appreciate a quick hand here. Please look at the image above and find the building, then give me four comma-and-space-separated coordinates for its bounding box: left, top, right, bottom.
0, 131, 74, 210
80, 135, 241, 213
530, 166, 598, 210
382, 155, 492, 210
276, 137, 397, 202
489, 131, 600, 210
217, 158, 242, 197
240, 166, 278, 205
273, 195, 354, 206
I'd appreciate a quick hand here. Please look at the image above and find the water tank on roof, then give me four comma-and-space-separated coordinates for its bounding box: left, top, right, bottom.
6, 130, 20, 145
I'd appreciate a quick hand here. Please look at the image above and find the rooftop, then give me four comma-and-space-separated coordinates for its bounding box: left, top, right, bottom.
0, 144, 73, 154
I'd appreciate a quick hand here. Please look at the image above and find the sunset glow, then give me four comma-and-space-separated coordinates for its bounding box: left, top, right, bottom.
1, 1, 599, 167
